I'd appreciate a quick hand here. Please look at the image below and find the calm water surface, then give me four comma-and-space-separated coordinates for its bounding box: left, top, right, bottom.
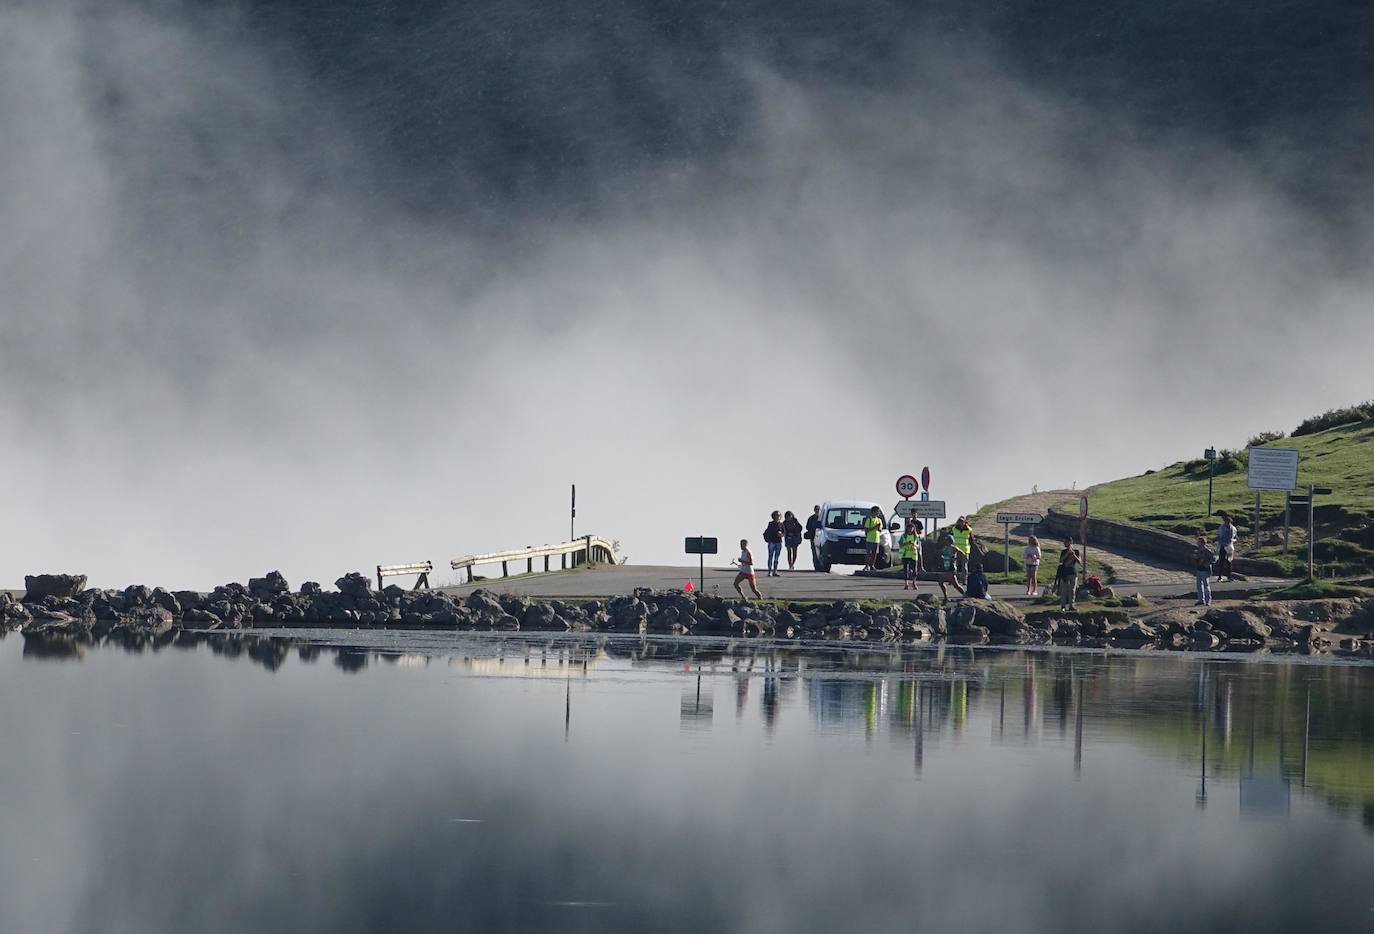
2, 629, 1373, 934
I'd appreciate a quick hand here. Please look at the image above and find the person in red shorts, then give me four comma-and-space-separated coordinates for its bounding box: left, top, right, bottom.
733, 538, 762, 600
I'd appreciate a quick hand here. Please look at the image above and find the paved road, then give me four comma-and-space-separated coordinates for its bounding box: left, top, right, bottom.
443, 564, 1283, 603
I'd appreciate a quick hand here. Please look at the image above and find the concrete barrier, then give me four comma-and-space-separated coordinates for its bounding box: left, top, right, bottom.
1040, 510, 1279, 576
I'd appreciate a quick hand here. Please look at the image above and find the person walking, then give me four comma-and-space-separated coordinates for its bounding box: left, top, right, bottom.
804, 505, 823, 570
1194, 535, 1216, 606
782, 510, 804, 571
951, 516, 974, 586
1215, 514, 1236, 582
1055, 538, 1081, 610
863, 506, 884, 571
763, 511, 784, 577
1023, 535, 1042, 596
733, 539, 762, 600
898, 519, 922, 590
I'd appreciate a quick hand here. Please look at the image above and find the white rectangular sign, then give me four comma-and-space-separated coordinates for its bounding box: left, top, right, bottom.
896, 500, 946, 519
1247, 446, 1299, 491
995, 511, 1044, 525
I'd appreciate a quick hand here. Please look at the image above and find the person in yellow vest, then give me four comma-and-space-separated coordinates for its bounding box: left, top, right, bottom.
863, 506, 884, 571
899, 519, 923, 590
950, 516, 974, 586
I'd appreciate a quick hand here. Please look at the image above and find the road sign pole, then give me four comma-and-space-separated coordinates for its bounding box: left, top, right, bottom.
700, 552, 705, 593
1207, 461, 1214, 517
571, 484, 576, 542
1306, 486, 1314, 579
1283, 493, 1291, 555
1003, 521, 1011, 584
1253, 492, 1260, 554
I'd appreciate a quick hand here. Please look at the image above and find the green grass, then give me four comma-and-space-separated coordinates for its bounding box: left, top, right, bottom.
1076, 418, 1374, 577
1262, 580, 1371, 601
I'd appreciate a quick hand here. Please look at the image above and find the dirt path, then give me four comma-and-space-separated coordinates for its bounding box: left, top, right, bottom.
972, 490, 1192, 586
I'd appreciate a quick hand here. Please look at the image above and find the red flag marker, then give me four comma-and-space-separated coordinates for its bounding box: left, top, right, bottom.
684, 580, 695, 592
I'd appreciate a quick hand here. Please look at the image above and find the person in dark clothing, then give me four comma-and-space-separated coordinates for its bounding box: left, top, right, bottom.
763, 511, 784, 577
804, 505, 822, 570
1055, 539, 1081, 609
782, 510, 805, 571
1194, 535, 1216, 606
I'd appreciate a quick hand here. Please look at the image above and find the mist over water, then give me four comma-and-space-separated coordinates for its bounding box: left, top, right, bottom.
4, 0, 1373, 587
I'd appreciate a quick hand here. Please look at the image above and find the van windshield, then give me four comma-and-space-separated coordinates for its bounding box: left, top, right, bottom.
826, 508, 880, 530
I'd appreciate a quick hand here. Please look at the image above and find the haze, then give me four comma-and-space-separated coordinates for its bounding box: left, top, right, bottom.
3, 0, 1372, 588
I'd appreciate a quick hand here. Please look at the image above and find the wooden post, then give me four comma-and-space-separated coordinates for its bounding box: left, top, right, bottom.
376, 567, 384, 591
561, 553, 567, 570
527, 557, 533, 574
585, 535, 593, 566
501, 560, 509, 577
544, 555, 550, 572
1003, 521, 1011, 584
465, 566, 473, 584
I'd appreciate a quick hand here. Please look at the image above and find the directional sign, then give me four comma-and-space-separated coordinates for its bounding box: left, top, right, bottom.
683, 537, 718, 555
896, 474, 919, 499
920, 467, 931, 492
898, 500, 946, 519
995, 511, 1044, 525
1247, 446, 1299, 491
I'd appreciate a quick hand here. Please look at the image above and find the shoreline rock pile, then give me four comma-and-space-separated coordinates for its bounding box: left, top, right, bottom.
4, 572, 1372, 657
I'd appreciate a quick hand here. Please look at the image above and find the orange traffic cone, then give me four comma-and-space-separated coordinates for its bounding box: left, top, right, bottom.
684, 580, 695, 592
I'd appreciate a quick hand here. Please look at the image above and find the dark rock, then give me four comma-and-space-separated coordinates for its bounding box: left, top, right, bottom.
1202, 608, 1272, 641
300, 581, 323, 596
248, 571, 290, 600
150, 588, 181, 615
23, 574, 88, 602
183, 609, 223, 630
523, 603, 558, 629
122, 584, 152, 607
960, 599, 1027, 639
466, 590, 504, 615
335, 572, 372, 599
1109, 620, 1158, 643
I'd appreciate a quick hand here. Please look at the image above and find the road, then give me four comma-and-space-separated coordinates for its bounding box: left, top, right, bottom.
442, 564, 1283, 603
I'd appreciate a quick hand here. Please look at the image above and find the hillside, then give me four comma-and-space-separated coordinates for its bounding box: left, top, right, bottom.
1079, 408, 1374, 578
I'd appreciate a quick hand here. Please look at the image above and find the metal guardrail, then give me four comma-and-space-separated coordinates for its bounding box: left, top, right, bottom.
451, 535, 616, 583
376, 561, 433, 591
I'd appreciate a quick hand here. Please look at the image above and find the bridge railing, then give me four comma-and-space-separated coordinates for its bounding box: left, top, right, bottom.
451, 535, 616, 583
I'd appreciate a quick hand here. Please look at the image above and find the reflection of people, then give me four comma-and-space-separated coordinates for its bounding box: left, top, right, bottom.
1023, 535, 1042, 596
863, 506, 884, 571
733, 539, 762, 600
804, 505, 822, 570
763, 511, 784, 577
1194, 535, 1216, 606
1215, 515, 1236, 581
783, 510, 804, 571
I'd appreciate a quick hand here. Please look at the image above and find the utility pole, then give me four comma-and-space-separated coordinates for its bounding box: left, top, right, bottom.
570, 484, 576, 543
1204, 447, 1217, 517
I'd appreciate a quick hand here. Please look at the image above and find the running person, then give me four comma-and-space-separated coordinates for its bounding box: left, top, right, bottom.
733, 539, 762, 600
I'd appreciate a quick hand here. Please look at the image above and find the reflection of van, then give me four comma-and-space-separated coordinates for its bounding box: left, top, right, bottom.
813, 500, 902, 573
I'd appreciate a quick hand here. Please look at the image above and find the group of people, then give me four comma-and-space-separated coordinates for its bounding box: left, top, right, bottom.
1193, 514, 1239, 607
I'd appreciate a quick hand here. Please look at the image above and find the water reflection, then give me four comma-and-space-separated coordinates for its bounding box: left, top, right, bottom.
5, 632, 1374, 932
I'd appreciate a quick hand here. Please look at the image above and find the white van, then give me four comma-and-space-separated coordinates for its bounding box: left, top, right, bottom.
813, 500, 902, 573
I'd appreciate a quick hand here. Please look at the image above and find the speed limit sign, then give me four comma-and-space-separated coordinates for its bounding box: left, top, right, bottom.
896, 474, 919, 499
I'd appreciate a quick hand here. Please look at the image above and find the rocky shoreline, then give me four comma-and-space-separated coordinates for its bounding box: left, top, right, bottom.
5, 572, 1374, 659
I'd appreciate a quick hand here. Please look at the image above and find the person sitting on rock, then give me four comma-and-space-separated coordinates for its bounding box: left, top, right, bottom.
965, 545, 990, 599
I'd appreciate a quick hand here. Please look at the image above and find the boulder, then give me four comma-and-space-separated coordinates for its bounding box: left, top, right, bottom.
300, 581, 323, 596
248, 571, 290, 600
150, 588, 181, 615
1109, 620, 1158, 643
958, 599, 1026, 639
466, 589, 504, 616
1202, 608, 1272, 641
335, 572, 372, 599
23, 574, 87, 602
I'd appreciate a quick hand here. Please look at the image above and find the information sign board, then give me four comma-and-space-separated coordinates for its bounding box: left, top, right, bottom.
897, 500, 946, 520
1247, 447, 1299, 491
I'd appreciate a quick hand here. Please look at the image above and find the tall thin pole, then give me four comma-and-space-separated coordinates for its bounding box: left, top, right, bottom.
1207, 459, 1214, 516
1307, 484, 1315, 580
570, 484, 576, 543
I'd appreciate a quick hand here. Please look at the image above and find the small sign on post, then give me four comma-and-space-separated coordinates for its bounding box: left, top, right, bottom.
896, 474, 919, 499
684, 537, 718, 594
898, 500, 946, 520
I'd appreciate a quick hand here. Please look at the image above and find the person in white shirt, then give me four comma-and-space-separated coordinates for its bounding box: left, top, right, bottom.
733, 539, 762, 600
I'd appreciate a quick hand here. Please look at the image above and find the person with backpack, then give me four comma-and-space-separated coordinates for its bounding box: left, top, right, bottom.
782, 510, 805, 571
1194, 534, 1216, 606
763, 511, 784, 577
1055, 538, 1082, 610
1215, 514, 1237, 582
804, 505, 822, 570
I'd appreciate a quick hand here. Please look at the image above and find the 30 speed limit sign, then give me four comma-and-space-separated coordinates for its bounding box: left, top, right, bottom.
896, 474, 919, 499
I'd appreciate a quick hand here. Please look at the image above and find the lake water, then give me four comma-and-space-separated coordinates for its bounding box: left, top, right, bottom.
3, 629, 1373, 934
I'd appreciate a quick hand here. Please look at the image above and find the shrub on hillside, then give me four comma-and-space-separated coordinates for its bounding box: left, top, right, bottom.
1292, 401, 1374, 436
1247, 430, 1286, 447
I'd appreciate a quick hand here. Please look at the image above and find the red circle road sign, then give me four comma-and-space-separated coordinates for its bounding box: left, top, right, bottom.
896, 475, 919, 498
920, 467, 931, 492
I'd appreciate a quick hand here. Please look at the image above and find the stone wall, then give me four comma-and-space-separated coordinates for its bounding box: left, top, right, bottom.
1040, 510, 1276, 575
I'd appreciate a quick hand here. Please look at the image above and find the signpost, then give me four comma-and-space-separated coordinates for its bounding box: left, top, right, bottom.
1078, 496, 1089, 576
683, 537, 718, 593
1204, 447, 1217, 516
898, 500, 946, 520
995, 511, 1044, 582
1247, 447, 1299, 553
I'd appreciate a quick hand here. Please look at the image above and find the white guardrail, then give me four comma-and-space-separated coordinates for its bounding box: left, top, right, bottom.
451, 535, 616, 583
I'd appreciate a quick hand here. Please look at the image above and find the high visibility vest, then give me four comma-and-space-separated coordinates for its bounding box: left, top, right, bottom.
951, 526, 972, 554
864, 516, 883, 543
899, 533, 919, 560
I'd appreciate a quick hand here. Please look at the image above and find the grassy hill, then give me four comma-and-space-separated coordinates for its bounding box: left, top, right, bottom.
1080, 404, 1374, 578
